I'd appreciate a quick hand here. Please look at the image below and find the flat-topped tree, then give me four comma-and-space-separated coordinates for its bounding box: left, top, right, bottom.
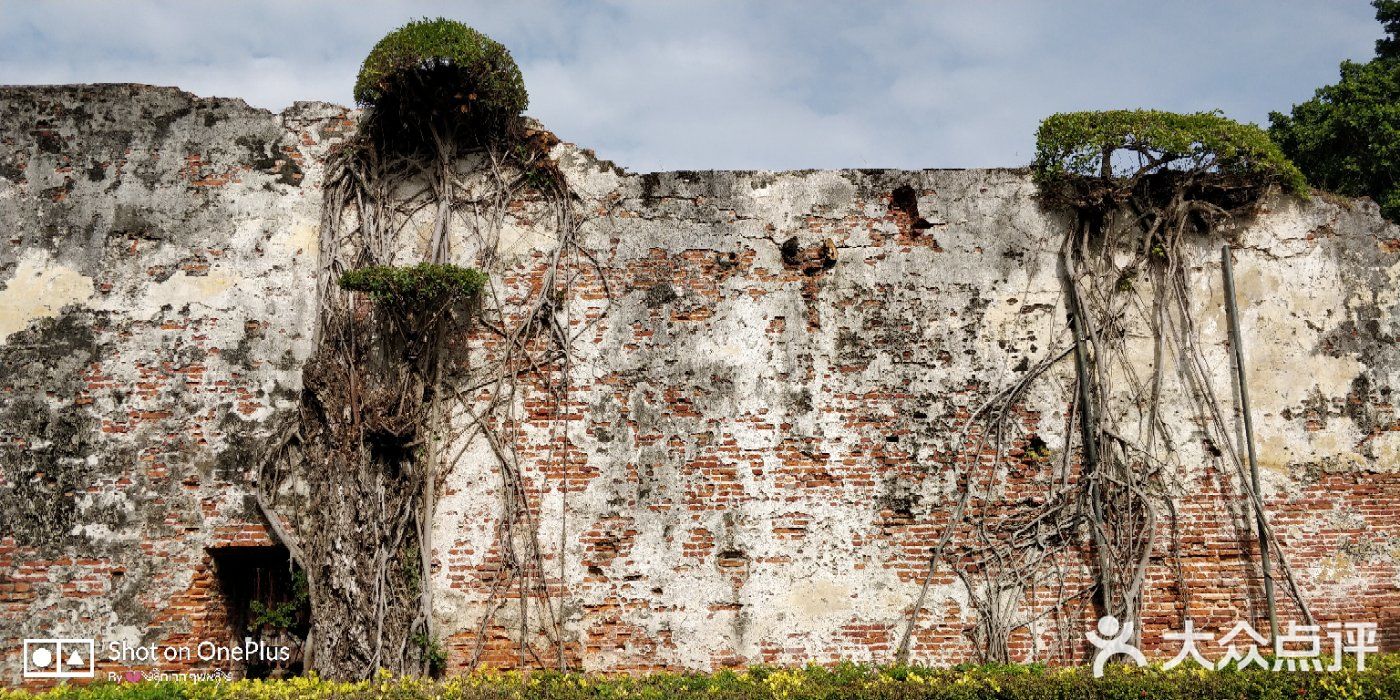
338, 263, 486, 341
354, 18, 528, 146
339, 263, 487, 306
1033, 109, 1305, 215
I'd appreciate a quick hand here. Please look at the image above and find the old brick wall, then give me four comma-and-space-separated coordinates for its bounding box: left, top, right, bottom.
1, 85, 1398, 683
0, 85, 345, 683
434, 163, 1400, 671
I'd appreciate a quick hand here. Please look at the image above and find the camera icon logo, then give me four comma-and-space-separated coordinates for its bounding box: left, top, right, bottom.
22, 639, 95, 679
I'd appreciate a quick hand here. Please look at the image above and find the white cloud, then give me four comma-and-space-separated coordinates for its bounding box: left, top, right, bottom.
0, 0, 1384, 172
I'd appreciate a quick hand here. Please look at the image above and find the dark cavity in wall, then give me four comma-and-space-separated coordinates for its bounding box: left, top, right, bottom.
643, 282, 679, 308
207, 544, 309, 679
889, 185, 933, 235
780, 237, 838, 275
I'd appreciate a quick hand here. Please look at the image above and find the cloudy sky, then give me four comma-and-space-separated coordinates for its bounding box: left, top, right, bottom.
0, 1, 1384, 172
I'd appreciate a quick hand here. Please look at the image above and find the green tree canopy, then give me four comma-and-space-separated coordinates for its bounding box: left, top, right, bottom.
1034, 109, 1304, 193
1377, 0, 1400, 59
1269, 1, 1400, 223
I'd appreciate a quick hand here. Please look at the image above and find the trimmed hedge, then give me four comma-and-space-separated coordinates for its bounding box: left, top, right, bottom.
6, 657, 1399, 700
353, 17, 527, 135
338, 263, 486, 307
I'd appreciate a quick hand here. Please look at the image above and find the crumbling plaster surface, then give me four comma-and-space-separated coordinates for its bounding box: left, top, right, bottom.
1, 85, 1398, 681
0, 85, 341, 677
432, 155, 1400, 669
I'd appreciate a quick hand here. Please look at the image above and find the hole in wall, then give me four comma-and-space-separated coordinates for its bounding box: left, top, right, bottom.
890, 184, 933, 233
207, 545, 308, 679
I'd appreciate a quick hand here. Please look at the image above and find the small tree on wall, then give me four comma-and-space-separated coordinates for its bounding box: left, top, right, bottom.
899, 110, 1315, 663
254, 19, 599, 679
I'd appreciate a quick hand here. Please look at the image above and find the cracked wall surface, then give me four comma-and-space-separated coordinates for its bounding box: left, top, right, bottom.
1, 85, 1398, 682
0, 85, 339, 682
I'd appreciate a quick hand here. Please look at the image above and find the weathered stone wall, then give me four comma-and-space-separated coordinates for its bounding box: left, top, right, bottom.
1, 85, 1398, 683
0, 85, 346, 682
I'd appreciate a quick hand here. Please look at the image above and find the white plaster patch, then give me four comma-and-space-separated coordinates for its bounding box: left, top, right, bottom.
781, 578, 855, 620
128, 270, 239, 318
0, 249, 94, 343
269, 218, 320, 257
1366, 430, 1400, 472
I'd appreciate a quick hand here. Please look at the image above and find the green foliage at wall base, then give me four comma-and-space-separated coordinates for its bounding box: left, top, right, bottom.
7, 656, 1398, 700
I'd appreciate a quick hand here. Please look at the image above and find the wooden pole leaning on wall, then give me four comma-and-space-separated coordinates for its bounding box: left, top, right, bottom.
1220, 245, 1278, 643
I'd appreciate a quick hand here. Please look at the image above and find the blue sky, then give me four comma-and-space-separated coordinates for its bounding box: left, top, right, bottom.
0, 1, 1384, 172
